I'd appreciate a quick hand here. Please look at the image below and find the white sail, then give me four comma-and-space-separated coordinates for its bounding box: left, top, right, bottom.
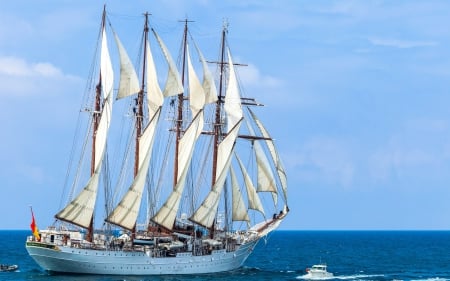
151, 112, 203, 229
186, 43, 205, 116
26, 18, 289, 277
255, 143, 277, 193
106, 34, 165, 230
246, 119, 277, 199
235, 154, 265, 216
151, 28, 183, 97
151, 43, 205, 230
97, 26, 114, 164
248, 108, 288, 202
113, 31, 140, 100
105, 109, 161, 230
56, 26, 114, 228
145, 41, 164, 117
224, 48, 243, 133
189, 122, 241, 228
192, 40, 218, 104
190, 49, 244, 228
230, 166, 250, 223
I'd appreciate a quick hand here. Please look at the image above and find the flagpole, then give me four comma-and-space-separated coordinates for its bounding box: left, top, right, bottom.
29, 206, 40, 242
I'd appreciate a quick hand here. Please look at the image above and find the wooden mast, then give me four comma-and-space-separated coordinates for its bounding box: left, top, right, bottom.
86, 6, 107, 243
211, 24, 227, 189
208, 23, 228, 238
135, 13, 149, 178
173, 19, 190, 188
132, 12, 149, 237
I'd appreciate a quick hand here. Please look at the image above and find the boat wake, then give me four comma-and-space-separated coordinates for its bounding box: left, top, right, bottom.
296, 274, 334, 280
408, 278, 450, 281
296, 273, 385, 280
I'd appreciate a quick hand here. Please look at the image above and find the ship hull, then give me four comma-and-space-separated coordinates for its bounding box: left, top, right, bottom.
26, 239, 259, 275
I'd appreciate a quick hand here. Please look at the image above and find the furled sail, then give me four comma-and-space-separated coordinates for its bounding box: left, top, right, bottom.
113, 30, 140, 100
106, 38, 164, 230
248, 108, 288, 202
151, 29, 183, 97
55, 25, 114, 228
190, 48, 243, 228
151, 43, 205, 230
230, 166, 250, 223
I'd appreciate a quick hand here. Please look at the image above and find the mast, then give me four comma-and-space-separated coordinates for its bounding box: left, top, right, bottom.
107, 11, 166, 233
87, 6, 107, 242
135, 13, 149, 178
130, 12, 149, 237
56, 5, 114, 241
207, 24, 228, 238
212, 24, 228, 187
173, 19, 190, 188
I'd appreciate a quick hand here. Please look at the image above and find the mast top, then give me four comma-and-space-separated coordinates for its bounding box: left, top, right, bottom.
178, 18, 195, 24
222, 19, 229, 33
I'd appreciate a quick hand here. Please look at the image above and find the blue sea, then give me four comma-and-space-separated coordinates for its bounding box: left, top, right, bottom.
1, 230, 450, 280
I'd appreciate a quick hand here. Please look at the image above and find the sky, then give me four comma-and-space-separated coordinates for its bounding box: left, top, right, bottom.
1, 0, 450, 231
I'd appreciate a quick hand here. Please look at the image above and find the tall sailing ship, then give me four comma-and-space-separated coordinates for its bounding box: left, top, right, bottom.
26, 7, 289, 275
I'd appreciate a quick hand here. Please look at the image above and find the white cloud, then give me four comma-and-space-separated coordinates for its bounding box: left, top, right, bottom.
0, 56, 63, 77
34, 62, 63, 77
0, 56, 80, 98
238, 63, 281, 88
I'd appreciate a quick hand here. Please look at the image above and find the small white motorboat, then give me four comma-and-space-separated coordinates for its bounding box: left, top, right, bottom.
0, 264, 18, 272
304, 264, 333, 279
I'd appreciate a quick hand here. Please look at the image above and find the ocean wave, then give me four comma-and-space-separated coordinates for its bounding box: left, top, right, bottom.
411, 277, 450, 281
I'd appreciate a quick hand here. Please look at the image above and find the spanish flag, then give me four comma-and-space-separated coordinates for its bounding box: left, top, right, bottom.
30, 207, 40, 241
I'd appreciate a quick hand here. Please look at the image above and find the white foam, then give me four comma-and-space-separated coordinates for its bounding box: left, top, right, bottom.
411, 277, 450, 281
296, 274, 384, 280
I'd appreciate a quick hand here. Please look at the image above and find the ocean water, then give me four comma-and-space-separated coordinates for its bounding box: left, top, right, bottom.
1, 230, 450, 280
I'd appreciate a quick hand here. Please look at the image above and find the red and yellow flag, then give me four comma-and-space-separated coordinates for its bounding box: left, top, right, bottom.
30, 207, 40, 241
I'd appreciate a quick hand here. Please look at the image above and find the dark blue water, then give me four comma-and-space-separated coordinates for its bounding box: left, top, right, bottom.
1, 230, 450, 280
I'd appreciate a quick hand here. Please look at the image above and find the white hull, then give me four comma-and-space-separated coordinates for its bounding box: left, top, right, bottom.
26, 238, 259, 275
303, 264, 333, 280
303, 272, 334, 279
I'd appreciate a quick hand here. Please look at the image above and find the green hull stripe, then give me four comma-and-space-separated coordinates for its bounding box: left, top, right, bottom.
26, 241, 60, 251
